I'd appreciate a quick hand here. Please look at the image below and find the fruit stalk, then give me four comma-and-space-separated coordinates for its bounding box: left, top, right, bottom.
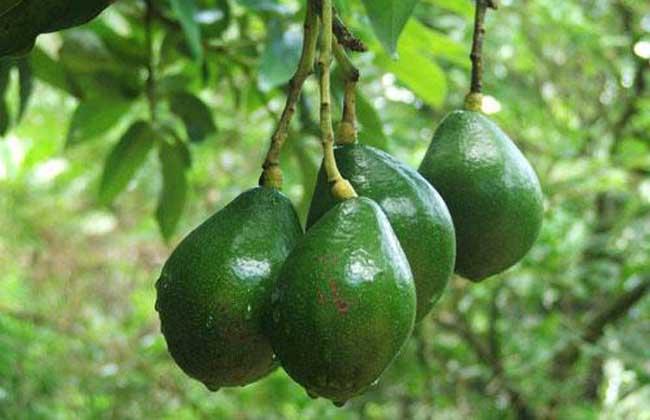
465, 0, 498, 111
317, 0, 357, 200
333, 40, 360, 145
260, 1, 320, 189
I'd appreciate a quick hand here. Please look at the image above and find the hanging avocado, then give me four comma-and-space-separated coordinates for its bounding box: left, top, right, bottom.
155, 187, 303, 390
307, 144, 456, 320
269, 197, 416, 404
419, 110, 543, 281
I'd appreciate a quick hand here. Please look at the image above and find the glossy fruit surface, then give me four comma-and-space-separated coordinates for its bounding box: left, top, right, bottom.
269, 197, 416, 403
419, 110, 543, 281
307, 144, 456, 320
0, 0, 111, 56
155, 187, 302, 390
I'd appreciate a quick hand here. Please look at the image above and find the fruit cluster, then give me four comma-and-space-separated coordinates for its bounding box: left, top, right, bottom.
155, 109, 543, 405
155, 0, 543, 407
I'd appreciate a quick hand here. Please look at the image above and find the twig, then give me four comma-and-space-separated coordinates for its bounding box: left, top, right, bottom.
259, 2, 319, 189
314, 0, 367, 52
317, 0, 357, 200
333, 39, 360, 144
465, 0, 498, 110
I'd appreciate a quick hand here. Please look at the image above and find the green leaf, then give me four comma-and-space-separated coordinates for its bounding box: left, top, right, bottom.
169, 92, 216, 142
361, 0, 419, 55
169, 0, 204, 61
30, 47, 74, 95
16, 57, 32, 121
401, 20, 469, 68
375, 37, 448, 108
258, 21, 302, 90
156, 140, 190, 241
357, 93, 388, 149
99, 121, 155, 205
422, 0, 474, 18
66, 98, 131, 148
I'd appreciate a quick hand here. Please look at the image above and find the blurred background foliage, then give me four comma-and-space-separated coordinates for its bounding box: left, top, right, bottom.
1, 0, 650, 418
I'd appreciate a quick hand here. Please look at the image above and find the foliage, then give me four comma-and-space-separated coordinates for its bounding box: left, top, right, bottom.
0, 0, 649, 418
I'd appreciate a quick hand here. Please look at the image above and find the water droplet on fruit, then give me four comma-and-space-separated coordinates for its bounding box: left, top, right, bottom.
245, 304, 253, 320
205, 315, 214, 329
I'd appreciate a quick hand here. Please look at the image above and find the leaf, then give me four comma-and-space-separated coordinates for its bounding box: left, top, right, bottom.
422, 0, 474, 18
156, 140, 190, 241
30, 47, 73, 95
357, 93, 388, 149
169, 91, 216, 142
16, 57, 32, 121
258, 21, 302, 90
169, 0, 204, 61
66, 98, 131, 148
375, 40, 448, 108
99, 121, 155, 205
0, 59, 10, 135
361, 0, 419, 55
401, 20, 469, 68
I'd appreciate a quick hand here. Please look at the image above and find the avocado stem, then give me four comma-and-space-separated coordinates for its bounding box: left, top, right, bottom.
333, 40, 360, 145
260, 1, 320, 189
318, 0, 358, 201
465, 0, 498, 112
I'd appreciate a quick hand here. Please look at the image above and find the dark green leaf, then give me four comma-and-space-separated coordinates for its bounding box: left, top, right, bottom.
66, 98, 131, 148
169, 91, 216, 142
361, 0, 419, 55
99, 121, 155, 205
156, 140, 190, 241
30, 47, 74, 95
169, 0, 204, 61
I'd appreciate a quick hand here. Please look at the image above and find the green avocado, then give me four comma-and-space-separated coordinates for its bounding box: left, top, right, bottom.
269, 197, 416, 404
0, 0, 111, 57
418, 110, 543, 281
307, 144, 456, 321
155, 187, 303, 390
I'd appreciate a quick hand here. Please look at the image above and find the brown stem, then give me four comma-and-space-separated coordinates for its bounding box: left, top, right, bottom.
465, 0, 498, 110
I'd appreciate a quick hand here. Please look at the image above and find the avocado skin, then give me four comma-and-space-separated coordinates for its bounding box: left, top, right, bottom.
269, 197, 416, 403
0, 0, 111, 57
307, 144, 456, 321
155, 187, 303, 390
418, 110, 543, 281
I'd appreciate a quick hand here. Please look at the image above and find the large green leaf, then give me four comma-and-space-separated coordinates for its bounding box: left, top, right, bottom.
99, 121, 156, 205
361, 0, 419, 55
169, 92, 216, 142
169, 0, 204, 61
402, 19, 469, 68
422, 0, 474, 18
66, 98, 131, 148
156, 139, 190, 241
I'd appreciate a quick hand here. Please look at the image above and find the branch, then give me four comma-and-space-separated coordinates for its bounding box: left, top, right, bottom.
314, 0, 367, 52
465, 0, 498, 110
551, 277, 650, 378
259, 1, 319, 189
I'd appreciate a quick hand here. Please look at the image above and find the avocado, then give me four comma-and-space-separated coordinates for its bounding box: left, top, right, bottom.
269, 197, 416, 404
0, 0, 111, 57
155, 187, 303, 390
419, 110, 543, 281
307, 144, 456, 320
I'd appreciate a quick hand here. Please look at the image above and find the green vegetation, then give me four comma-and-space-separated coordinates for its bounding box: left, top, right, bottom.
0, 0, 649, 418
